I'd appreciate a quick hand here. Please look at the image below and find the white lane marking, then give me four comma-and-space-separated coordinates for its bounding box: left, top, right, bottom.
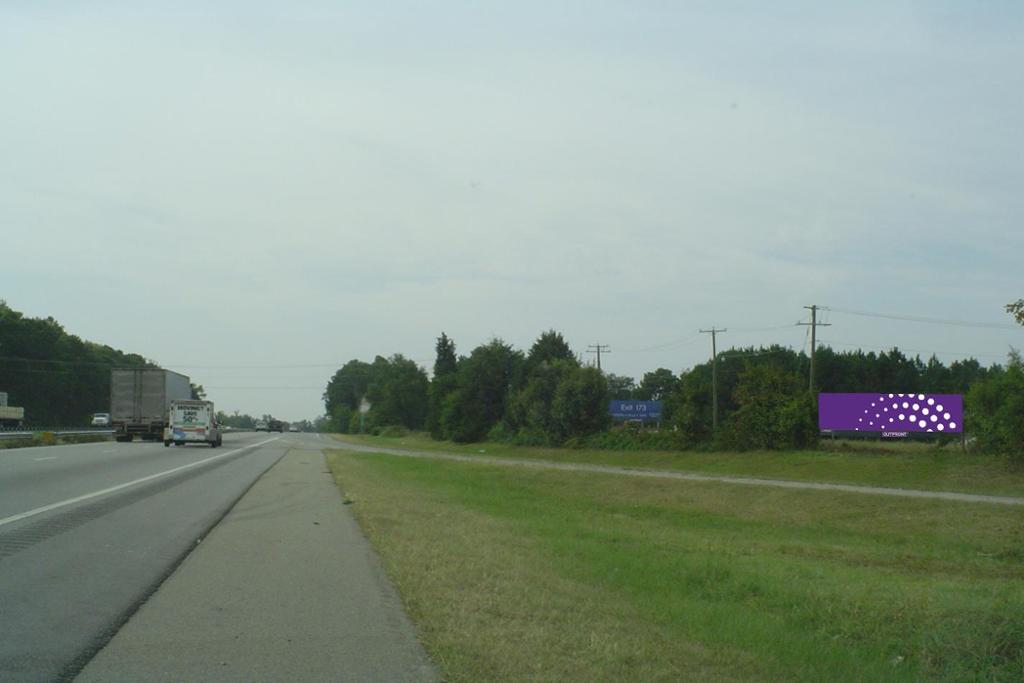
0, 437, 281, 528
34, 457, 57, 462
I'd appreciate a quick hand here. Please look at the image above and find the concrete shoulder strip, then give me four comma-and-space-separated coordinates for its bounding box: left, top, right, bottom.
76, 448, 438, 682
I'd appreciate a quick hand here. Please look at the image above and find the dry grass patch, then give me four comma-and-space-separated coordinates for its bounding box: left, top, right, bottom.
328, 451, 763, 682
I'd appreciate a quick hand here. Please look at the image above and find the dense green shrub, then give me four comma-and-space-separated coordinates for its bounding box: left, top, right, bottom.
486, 421, 516, 443
426, 373, 456, 439
551, 366, 610, 441
509, 427, 554, 447
347, 410, 375, 434
719, 365, 818, 450
579, 429, 687, 451
364, 355, 429, 429
440, 340, 524, 443
966, 353, 1024, 460
326, 355, 428, 432
331, 405, 354, 433
505, 359, 576, 437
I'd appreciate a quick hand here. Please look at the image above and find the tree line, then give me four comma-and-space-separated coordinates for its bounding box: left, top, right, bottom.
0, 302, 262, 427
323, 327, 1022, 454
214, 412, 316, 431
0, 301, 152, 425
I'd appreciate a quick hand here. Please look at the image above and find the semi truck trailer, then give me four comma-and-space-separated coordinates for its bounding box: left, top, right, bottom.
110, 368, 191, 442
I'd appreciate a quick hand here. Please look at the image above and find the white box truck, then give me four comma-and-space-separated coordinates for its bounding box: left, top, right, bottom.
111, 368, 192, 442
164, 400, 222, 448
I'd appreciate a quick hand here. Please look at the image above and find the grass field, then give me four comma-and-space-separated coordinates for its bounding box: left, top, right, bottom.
332, 432, 1024, 498
326, 447, 1024, 682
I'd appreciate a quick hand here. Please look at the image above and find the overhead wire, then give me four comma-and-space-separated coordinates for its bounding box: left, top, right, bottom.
5, 308, 1009, 380
818, 339, 1009, 360
721, 347, 797, 359
823, 306, 1021, 331
617, 334, 703, 353
727, 323, 802, 334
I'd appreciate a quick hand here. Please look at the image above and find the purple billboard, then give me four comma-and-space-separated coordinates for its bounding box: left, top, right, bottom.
818, 393, 963, 433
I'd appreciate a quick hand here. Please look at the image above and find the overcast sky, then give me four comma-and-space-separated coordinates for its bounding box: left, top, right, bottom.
2, 1, 1022, 421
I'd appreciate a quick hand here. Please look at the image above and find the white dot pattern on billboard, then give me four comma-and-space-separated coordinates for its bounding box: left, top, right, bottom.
860, 394, 957, 432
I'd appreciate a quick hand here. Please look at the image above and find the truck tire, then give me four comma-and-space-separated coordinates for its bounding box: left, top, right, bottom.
164, 440, 171, 447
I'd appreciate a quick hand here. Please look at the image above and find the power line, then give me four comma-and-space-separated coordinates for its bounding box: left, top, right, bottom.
0, 356, 355, 369
204, 386, 323, 390
722, 347, 798, 359
823, 306, 1022, 331
818, 339, 1010, 361
0, 356, 144, 367
617, 334, 702, 353
728, 324, 802, 334
0, 367, 75, 375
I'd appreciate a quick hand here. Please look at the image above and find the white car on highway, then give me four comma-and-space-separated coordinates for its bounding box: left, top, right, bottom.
91, 412, 111, 427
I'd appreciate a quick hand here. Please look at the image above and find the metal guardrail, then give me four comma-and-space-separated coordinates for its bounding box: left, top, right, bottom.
0, 429, 116, 441
0, 427, 255, 441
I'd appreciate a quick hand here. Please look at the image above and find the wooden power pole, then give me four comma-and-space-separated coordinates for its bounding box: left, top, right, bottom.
587, 344, 610, 371
798, 305, 831, 392
699, 327, 726, 430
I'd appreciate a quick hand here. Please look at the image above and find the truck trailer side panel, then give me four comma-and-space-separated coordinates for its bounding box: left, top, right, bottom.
111, 368, 191, 440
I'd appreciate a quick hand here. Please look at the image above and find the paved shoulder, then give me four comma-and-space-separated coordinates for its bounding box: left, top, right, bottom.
76, 447, 438, 682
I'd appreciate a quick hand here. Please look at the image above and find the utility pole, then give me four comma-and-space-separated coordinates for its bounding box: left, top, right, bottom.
586, 344, 610, 371
699, 327, 726, 430
798, 305, 831, 392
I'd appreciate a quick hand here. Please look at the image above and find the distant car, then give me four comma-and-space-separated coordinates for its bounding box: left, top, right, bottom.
255, 421, 268, 432
91, 413, 111, 427
289, 426, 299, 432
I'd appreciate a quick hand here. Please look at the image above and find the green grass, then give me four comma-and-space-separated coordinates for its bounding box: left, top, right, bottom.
326, 448, 1024, 682
330, 432, 1024, 498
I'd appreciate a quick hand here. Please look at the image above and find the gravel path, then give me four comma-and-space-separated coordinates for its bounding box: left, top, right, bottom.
329, 440, 1024, 507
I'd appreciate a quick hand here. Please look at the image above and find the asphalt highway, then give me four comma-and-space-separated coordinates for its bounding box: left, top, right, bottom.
0, 432, 288, 682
